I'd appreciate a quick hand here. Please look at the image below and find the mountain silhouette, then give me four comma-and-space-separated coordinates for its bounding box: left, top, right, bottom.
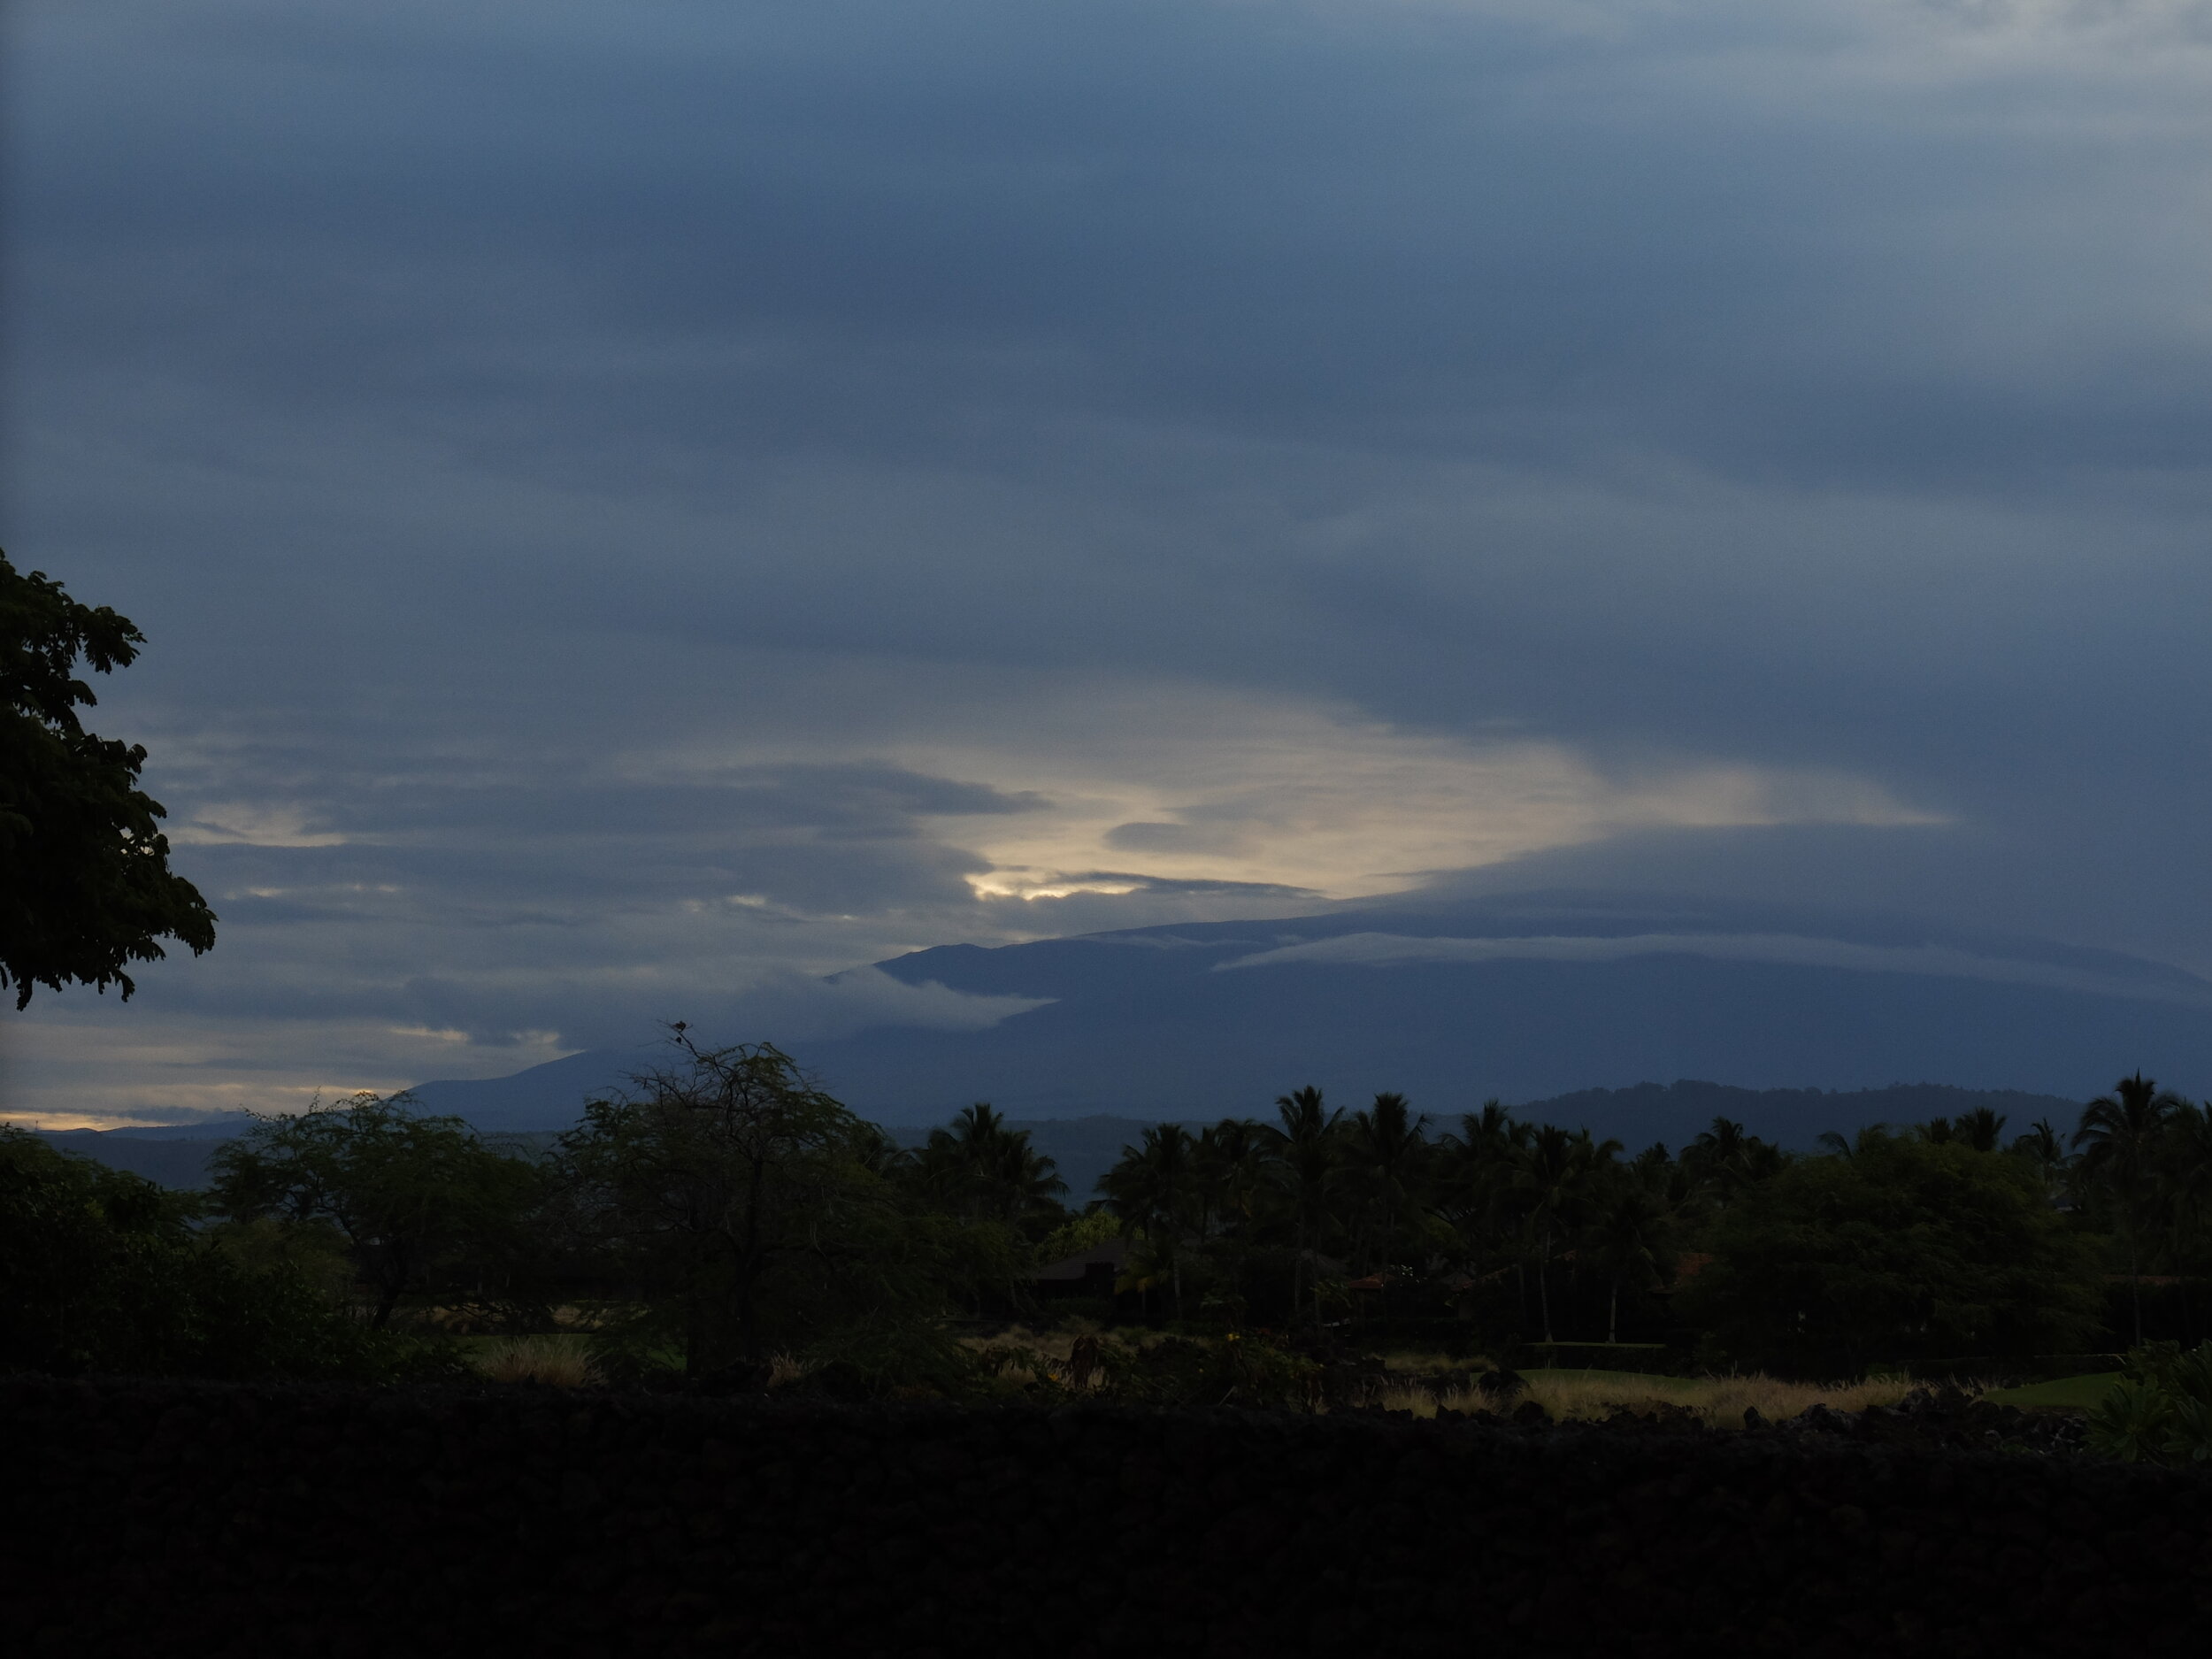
393, 891, 2212, 1140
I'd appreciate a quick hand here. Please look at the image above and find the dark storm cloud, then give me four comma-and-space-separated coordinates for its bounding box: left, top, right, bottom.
28, 1, 2212, 495
11, 0, 2212, 1118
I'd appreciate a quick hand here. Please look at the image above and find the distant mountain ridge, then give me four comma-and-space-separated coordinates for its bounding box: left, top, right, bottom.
373, 890, 2212, 1129
32, 1080, 2083, 1198
776, 891, 2212, 1118
45, 888, 2212, 1148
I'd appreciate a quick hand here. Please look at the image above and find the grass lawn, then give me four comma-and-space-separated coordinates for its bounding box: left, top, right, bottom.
1379, 1366, 1916, 1425
1980, 1372, 2117, 1410
1519, 1367, 1699, 1392
1509, 1365, 2121, 1414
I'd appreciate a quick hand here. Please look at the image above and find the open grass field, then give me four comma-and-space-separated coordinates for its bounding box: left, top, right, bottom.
1380, 1367, 1919, 1426
972, 1333, 1932, 1425
459, 1323, 2121, 1418
1979, 1372, 2119, 1410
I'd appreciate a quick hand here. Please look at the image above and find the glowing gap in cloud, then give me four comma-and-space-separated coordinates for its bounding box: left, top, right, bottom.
914, 688, 1945, 904
170, 803, 349, 848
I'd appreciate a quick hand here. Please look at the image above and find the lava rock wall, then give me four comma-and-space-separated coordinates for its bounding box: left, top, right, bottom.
4, 1377, 2208, 1657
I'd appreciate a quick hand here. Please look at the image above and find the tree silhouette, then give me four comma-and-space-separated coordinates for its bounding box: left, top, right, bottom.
2074, 1071, 2186, 1346
1514, 1124, 1621, 1343
2004, 1117, 2070, 1207
1583, 1177, 1671, 1345
1687, 1128, 2100, 1371
1433, 1102, 1533, 1314
1343, 1092, 1431, 1299
213, 1092, 537, 1331
1102, 1124, 1196, 1317
1956, 1106, 2008, 1152
1264, 1086, 1346, 1330
554, 1033, 899, 1370
1, 549, 215, 1007
1918, 1108, 2005, 1150
1194, 1118, 1270, 1236
1685, 1117, 1784, 1206
916, 1102, 1065, 1225
2157, 1102, 2212, 1286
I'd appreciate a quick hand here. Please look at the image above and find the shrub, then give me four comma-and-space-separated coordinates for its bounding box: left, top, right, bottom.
2088, 1341, 2212, 1465
0, 1126, 464, 1381
477, 1335, 600, 1387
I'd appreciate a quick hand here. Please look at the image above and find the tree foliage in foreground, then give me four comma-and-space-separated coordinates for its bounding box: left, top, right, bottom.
0, 1126, 443, 1379
211, 1093, 545, 1329
1087, 1071, 2212, 1364
0, 549, 215, 1008
19, 1051, 2212, 1392
1682, 1129, 2101, 1371
2072, 1071, 2193, 1345
555, 1035, 958, 1375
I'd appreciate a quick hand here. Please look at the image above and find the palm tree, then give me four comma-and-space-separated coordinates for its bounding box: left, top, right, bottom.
1433, 1102, 1532, 1310
1191, 1118, 1271, 1311
2152, 1101, 2212, 1283
1691, 1115, 1750, 1164
1956, 1107, 2008, 1152
1263, 1086, 1346, 1331
1820, 1121, 1909, 1161
1194, 1118, 1270, 1234
1686, 1117, 1782, 1205
1581, 1179, 1671, 1345
1514, 1125, 1621, 1343
1917, 1108, 2005, 1150
2074, 1072, 2186, 1345
1344, 1092, 1432, 1297
2007, 1117, 2069, 1202
917, 1102, 1064, 1225
983, 1131, 1069, 1222
1102, 1125, 1196, 1317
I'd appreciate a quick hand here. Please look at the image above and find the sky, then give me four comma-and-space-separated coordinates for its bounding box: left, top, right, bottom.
8, 0, 2212, 1125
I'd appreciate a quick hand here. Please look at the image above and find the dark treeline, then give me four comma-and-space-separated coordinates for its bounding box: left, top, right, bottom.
1092, 1076, 2212, 1372
1, 1034, 1075, 1391
8, 1032, 2212, 1389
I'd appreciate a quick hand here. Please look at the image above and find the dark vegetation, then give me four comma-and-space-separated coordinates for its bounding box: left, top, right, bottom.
1079, 1073, 2209, 1377
11, 1025, 2212, 1425
0, 1126, 456, 1383
7, 1375, 2210, 1659
0, 549, 214, 1008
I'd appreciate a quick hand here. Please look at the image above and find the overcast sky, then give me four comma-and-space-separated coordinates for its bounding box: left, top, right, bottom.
9, 0, 2212, 1125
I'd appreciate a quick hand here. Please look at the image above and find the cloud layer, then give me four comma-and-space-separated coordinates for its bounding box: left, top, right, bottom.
8, 0, 2212, 1121
1215, 931, 2212, 1008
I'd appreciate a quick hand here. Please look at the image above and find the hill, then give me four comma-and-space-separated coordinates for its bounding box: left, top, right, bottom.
39, 1083, 2080, 1200
45, 890, 2204, 1172
394, 890, 2212, 1132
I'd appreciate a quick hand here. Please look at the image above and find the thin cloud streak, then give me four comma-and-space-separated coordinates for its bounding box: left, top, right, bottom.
1215, 931, 2212, 1008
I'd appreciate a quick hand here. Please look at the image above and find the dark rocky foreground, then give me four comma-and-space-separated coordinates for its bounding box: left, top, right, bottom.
4, 1377, 2207, 1657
